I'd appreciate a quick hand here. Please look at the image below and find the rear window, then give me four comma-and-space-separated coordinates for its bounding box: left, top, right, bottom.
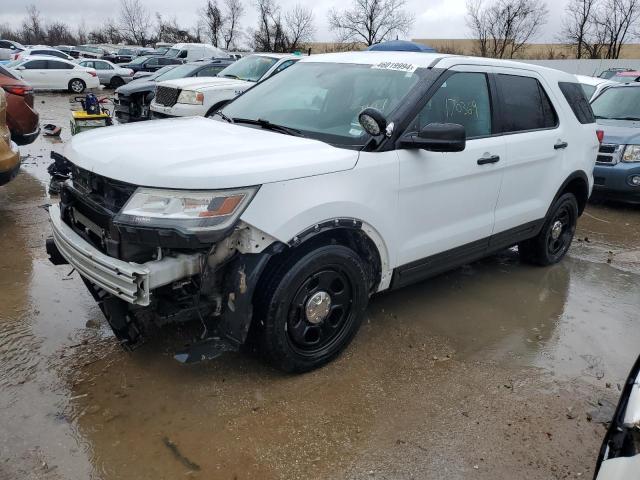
559, 82, 595, 124
496, 74, 558, 133
0, 65, 19, 80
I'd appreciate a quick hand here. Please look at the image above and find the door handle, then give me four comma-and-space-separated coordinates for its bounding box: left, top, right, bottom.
554, 141, 568, 150
477, 155, 500, 165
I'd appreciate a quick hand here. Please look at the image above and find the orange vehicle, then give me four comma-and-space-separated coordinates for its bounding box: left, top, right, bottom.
0, 90, 20, 186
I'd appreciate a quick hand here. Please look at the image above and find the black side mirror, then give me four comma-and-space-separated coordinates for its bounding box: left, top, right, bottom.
398, 123, 466, 152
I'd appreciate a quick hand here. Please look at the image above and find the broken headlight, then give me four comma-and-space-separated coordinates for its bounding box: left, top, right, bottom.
622, 145, 640, 163
115, 187, 257, 233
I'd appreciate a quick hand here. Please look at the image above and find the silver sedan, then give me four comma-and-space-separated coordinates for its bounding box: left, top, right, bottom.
77, 59, 134, 89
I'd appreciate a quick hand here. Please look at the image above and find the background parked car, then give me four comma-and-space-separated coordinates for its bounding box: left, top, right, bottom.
0, 65, 39, 145
76, 45, 109, 59
150, 53, 299, 119
575, 74, 616, 100
611, 71, 640, 83
0, 40, 24, 61
11, 46, 75, 62
54, 45, 80, 59
104, 47, 154, 64
77, 59, 133, 88
0, 90, 20, 186
114, 59, 234, 123
8, 56, 99, 93
163, 43, 228, 62
599, 68, 634, 80
119, 55, 183, 73
590, 83, 640, 204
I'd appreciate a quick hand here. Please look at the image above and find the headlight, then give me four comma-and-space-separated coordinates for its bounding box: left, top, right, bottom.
622, 145, 640, 163
177, 90, 204, 105
115, 187, 258, 234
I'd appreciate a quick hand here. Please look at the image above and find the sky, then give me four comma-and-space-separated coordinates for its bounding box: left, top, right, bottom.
0, 0, 569, 45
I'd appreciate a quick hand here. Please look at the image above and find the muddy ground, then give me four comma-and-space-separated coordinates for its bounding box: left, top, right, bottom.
1, 93, 639, 480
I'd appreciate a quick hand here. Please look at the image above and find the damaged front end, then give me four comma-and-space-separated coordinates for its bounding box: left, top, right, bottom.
46, 162, 281, 363
594, 355, 640, 479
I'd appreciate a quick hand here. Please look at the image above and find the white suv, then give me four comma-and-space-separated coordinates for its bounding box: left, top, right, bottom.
149, 53, 300, 119
47, 51, 599, 372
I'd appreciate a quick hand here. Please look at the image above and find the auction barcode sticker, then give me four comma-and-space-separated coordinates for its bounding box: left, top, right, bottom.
371, 62, 418, 73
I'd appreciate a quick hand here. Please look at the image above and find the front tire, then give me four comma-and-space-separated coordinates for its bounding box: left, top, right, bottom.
109, 76, 125, 89
256, 245, 370, 373
68, 79, 86, 93
519, 193, 578, 266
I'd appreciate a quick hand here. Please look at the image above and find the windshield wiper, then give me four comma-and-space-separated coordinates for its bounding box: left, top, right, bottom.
596, 115, 640, 121
212, 110, 233, 123
232, 117, 304, 137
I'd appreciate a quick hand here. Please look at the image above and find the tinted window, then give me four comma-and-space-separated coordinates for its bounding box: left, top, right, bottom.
24, 60, 48, 69
581, 84, 596, 99
146, 57, 159, 66
47, 60, 73, 69
195, 65, 225, 77
559, 82, 595, 124
272, 59, 296, 75
94, 61, 112, 70
410, 72, 493, 139
178, 50, 188, 59
0, 41, 10, 48
591, 86, 640, 121
496, 74, 558, 132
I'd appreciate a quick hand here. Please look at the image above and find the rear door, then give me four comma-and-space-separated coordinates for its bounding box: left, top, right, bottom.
491, 69, 567, 235
93, 60, 114, 84
46, 60, 75, 89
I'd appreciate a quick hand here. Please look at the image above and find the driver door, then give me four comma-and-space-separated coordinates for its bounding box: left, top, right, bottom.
395, 66, 505, 277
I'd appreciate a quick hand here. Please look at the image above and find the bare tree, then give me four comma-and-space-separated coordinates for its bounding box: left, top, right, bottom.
20, 4, 46, 45
466, 0, 548, 58
328, 0, 414, 46
560, 0, 598, 58
201, 0, 225, 47
223, 0, 245, 49
119, 0, 151, 46
46, 21, 75, 45
597, 0, 640, 58
285, 5, 315, 51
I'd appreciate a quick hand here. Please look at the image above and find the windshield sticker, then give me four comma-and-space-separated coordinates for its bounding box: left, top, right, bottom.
371, 62, 418, 73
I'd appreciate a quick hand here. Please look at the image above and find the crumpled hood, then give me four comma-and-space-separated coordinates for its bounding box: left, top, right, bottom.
157, 76, 251, 92
597, 119, 640, 145
65, 117, 359, 189
116, 79, 156, 95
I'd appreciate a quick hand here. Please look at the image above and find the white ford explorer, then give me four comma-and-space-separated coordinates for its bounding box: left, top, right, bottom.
47, 51, 600, 372
149, 53, 300, 119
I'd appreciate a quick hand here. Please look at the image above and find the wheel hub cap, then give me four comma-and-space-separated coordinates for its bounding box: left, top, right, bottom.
551, 220, 563, 240
305, 291, 331, 324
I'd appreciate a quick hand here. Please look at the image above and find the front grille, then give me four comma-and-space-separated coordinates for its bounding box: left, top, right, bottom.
155, 86, 180, 107
597, 144, 621, 164
71, 165, 137, 213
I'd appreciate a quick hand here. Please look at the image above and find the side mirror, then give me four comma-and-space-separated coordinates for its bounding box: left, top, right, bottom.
398, 123, 466, 152
15, 66, 25, 71
358, 108, 388, 137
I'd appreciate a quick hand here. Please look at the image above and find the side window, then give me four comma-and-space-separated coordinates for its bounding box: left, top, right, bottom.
47, 60, 73, 69
559, 82, 595, 124
496, 74, 558, 133
95, 61, 112, 70
178, 50, 188, 59
146, 57, 159, 66
196, 66, 224, 77
24, 60, 47, 69
272, 60, 296, 76
0, 41, 10, 48
409, 72, 493, 139
79, 61, 93, 68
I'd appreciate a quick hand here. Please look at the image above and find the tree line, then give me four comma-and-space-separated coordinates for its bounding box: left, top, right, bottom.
2, 0, 640, 58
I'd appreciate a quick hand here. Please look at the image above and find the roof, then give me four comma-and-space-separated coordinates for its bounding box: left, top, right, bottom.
14, 55, 77, 65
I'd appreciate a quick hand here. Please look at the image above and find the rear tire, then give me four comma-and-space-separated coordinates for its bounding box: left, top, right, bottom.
109, 76, 125, 89
68, 79, 86, 93
519, 193, 578, 266
256, 245, 369, 373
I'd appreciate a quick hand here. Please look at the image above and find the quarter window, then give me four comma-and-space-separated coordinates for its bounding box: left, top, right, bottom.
410, 72, 493, 139
496, 74, 558, 133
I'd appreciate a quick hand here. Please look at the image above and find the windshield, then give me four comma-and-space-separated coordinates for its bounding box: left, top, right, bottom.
154, 47, 169, 55
581, 84, 596, 99
613, 74, 640, 84
166, 48, 180, 58
221, 62, 424, 146
118, 48, 135, 55
592, 87, 640, 120
154, 63, 199, 81
218, 55, 278, 82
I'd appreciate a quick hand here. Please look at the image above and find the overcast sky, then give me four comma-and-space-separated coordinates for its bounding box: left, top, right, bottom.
0, 0, 569, 44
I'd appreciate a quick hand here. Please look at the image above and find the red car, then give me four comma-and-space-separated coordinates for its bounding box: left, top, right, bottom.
0, 64, 39, 145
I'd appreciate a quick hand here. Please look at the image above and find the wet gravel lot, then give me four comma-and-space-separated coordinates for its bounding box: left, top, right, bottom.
1, 92, 639, 480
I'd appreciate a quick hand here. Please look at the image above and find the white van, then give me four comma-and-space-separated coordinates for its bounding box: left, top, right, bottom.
165, 43, 228, 62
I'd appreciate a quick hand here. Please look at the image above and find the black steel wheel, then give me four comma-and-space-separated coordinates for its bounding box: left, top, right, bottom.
257, 244, 369, 373
519, 193, 578, 266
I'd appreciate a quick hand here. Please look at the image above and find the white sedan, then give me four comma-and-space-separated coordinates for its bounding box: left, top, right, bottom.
77, 59, 134, 89
7, 56, 100, 93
